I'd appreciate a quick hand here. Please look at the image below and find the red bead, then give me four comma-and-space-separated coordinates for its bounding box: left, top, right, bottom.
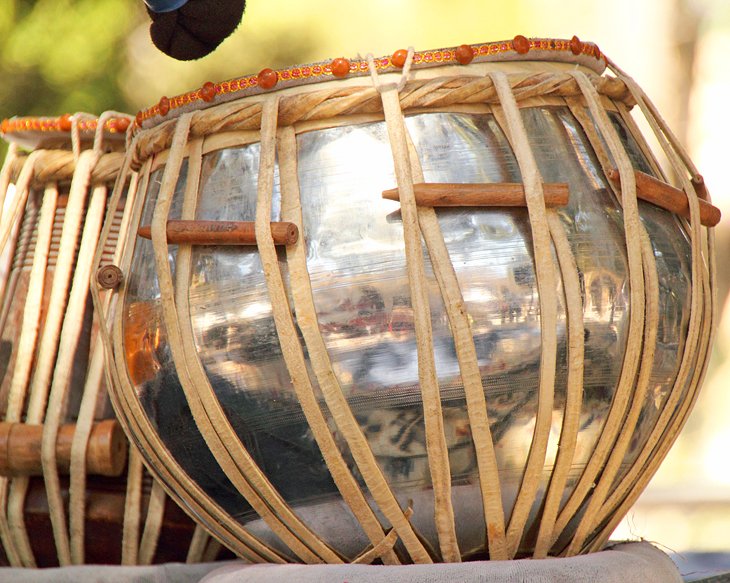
455, 44, 475, 65
257, 68, 278, 90
570, 35, 583, 55
135, 111, 144, 126
330, 58, 350, 78
391, 49, 408, 68
512, 35, 530, 55
58, 114, 72, 132
158, 96, 170, 116
200, 81, 217, 102
113, 117, 131, 133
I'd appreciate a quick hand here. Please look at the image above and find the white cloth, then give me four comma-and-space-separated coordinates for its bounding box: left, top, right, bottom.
201, 542, 683, 583
0, 543, 683, 582
0, 561, 226, 582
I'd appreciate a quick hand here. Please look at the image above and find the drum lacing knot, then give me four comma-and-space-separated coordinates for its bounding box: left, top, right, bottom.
366, 47, 415, 93
94, 111, 134, 155
68, 111, 134, 162
69, 112, 97, 162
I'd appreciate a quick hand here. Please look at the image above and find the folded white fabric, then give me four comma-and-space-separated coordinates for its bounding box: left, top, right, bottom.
201, 542, 683, 583
0, 542, 682, 582
0, 561, 225, 582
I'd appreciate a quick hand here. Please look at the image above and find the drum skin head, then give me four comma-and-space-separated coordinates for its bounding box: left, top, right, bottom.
0, 115, 129, 150
134, 37, 606, 130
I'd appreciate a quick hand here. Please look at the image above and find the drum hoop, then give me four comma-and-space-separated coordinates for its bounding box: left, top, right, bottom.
135, 38, 606, 130
1, 115, 131, 150
7, 150, 126, 188
130, 71, 635, 170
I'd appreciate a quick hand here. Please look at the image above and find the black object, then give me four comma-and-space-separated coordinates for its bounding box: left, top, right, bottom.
147, 0, 247, 61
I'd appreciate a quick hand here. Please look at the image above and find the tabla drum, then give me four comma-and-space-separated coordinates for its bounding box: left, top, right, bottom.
0, 115, 224, 567
94, 37, 718, 564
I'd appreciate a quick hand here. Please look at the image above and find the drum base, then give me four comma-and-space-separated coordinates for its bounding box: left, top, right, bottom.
199, 541, 681, 582
0, 475, 232, 567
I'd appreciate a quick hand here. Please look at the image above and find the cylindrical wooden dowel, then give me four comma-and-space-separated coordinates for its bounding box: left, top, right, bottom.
382, 182, 570, 207
137, 220, 299, 246
691, 174, 709, 201
96, 264, 124, 290
608, 168, 721, 227
0, 419, 128, 477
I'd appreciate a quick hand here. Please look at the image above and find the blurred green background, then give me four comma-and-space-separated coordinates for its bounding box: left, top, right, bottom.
1, 0, 730, 554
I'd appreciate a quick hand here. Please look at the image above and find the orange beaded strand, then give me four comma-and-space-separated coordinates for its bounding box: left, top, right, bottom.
129, 37, 606, 128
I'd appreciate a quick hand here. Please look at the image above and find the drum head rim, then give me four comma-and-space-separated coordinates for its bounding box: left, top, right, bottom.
134, 37, 606, 131
1, 115, 130, 149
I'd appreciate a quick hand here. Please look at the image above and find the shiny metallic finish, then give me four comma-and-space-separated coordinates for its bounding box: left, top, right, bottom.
122, 106, 692, 557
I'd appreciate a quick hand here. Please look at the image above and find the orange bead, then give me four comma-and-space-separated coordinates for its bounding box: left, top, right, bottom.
158, 96, 170, 116
0, 119, 8, 134
200, 81, 217, 102
391, 49, 408, 68
257, 68, 278, 90
455, 44, 475, 65
330, 58, 350, 78
114, 117, 131, 133
570, 35, 583, 56
512, 35, 530, 55
135, 111, 144, 126
58, 114, 72, 132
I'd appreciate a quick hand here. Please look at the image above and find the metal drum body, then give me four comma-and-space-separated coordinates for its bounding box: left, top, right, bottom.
0, 117, 218, 567
101, 39, 716, 563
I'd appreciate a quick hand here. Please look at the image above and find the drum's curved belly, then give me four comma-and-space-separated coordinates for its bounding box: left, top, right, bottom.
123, 107, 692, 556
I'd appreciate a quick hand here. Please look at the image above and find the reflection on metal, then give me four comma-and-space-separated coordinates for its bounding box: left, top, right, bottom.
117, 105, 697, 559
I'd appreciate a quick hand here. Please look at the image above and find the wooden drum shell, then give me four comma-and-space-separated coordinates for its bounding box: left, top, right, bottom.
0, 117, 222, 567
0, 475, 203, 567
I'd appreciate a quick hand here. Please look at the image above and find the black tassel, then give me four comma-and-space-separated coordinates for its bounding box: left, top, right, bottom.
148, 0, 246, 61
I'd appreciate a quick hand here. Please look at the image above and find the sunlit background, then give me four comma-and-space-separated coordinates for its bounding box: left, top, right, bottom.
1, 0, 729, 555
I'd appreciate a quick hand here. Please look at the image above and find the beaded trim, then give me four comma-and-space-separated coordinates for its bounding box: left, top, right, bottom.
0, 115, 131, 140
135, 36, 603, 130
